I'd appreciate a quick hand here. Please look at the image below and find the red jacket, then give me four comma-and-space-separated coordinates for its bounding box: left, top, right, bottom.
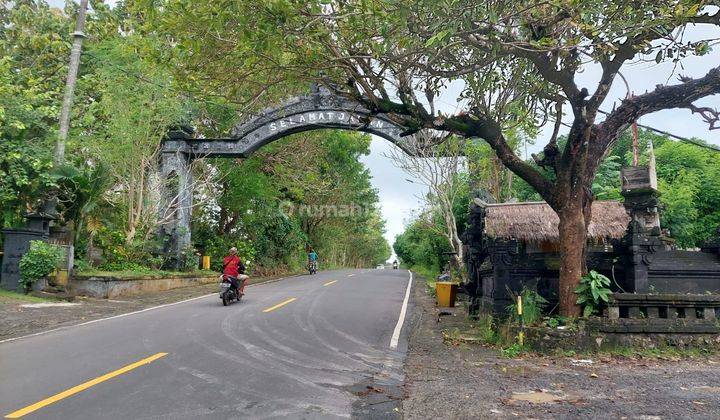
223, 255, 241, 277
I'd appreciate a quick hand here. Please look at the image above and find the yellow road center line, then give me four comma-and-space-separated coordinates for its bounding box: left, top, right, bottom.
5, 352, 168, 419
323, 280, 337, 286
262, 297, 297, 313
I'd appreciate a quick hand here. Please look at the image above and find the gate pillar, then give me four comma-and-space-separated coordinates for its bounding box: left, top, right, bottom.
158, 128, 194, 269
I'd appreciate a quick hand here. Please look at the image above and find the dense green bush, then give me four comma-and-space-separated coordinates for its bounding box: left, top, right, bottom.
598, 130, 720, 248
575, 270, 611, 317
506, 288, 548, 325
19, 241, 63, 293
393, 211, 457, 278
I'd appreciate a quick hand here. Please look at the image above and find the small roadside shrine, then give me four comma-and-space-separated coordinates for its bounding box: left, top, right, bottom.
464, 166, 720, 321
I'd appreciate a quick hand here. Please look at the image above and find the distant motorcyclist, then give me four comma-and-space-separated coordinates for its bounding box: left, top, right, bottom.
393, 259, 399, 269
307, 248, 318, 272
223, 247, 249, 295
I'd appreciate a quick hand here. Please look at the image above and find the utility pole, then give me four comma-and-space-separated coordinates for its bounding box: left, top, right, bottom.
54, 0, 89, 165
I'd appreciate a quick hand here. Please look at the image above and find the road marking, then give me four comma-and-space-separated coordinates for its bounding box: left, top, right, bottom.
323, 280, 337, 286
348, 274, 354, 277
263, 297, 297, 313
0, 273, 309, 345
4, 352, 168, 419
390, 270, 413, 349
0, 293, 215, 345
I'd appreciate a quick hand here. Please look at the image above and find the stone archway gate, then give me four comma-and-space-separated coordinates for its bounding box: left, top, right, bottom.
158, 85, 415, 266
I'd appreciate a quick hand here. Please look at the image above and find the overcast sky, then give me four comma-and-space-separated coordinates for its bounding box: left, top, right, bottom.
50, 1, 720, 261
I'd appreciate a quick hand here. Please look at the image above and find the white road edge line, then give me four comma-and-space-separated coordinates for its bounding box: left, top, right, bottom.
389, 270, 412, 350
0, 292, 216, 345
0, 274, 303, 345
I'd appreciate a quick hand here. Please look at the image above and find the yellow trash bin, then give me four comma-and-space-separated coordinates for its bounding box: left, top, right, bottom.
436, 282, 458, 307
202, 255, 211, 270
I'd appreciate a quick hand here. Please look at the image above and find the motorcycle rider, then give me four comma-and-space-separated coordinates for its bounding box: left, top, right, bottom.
223, 247, 249, 295
307, 248, 318, 272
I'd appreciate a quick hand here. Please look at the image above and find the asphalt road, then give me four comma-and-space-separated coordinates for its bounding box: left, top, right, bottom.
0, 268, 414, 419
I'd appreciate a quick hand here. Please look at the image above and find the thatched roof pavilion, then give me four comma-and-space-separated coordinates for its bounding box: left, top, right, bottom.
475, 199, 630, 244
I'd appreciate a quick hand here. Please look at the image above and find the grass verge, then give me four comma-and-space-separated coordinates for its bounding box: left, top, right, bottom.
0, 289, 56, 303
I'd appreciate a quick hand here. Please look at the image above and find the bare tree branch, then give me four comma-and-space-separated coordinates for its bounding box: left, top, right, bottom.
593, 65, 720, 161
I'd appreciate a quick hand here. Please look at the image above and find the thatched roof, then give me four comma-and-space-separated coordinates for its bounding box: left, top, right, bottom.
477, 199, 630, 243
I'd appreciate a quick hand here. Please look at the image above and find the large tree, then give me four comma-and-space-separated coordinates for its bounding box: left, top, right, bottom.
138, 0, 720, 315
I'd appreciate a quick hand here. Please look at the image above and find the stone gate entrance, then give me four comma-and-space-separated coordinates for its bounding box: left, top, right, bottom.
158, 85, 415, 266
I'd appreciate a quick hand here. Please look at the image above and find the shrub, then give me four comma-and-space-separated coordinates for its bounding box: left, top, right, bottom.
474, 314, 497, 343
19, 241, 63, 293
506, 287, 547, 325
575, 270, 612, 317
500, 343, 525, 358
73, 258, 92, 273
98, 261, 152, 273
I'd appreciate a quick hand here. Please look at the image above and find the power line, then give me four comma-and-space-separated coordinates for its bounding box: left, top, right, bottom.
596, 109, 720, 152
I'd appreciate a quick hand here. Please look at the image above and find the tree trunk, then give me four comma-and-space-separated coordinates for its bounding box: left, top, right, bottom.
556, 198, 588, 317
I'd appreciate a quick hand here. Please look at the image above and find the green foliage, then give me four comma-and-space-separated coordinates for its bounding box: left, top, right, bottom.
592, 155, 623, 200
597, 345, 715, 359
394, 180, 470, 277
200, 236, 257, 273
0, 137, 54, 227
52, 163, 112, 243
0, 1, 121, 229
588, 129, 720, 248
193, 130, 389, 274
545, 317, 560, 328
500, 343, 525, 359
92, 232, 157, 270
177, 245, 200, 272
658, 173, 700, 246
99, 261, 159, 273
0, 3, 390, 275
575, 270, 611, 317
654, 141, 720, 247
544, 316, 575, 329
0, 288, 57, 303
474, 314, 497, 344
442, 314, 498, 346
506, 288, 548, 325
19, 241, 63, 293
465, 133, 530, 203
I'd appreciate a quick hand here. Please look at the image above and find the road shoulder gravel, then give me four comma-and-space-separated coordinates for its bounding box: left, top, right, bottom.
400, 273, 720, 419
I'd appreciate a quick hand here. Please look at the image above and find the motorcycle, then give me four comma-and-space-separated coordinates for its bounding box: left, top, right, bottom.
393, 261, 398, 269
219, 275, 242, 306
307, 260, 318, 275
